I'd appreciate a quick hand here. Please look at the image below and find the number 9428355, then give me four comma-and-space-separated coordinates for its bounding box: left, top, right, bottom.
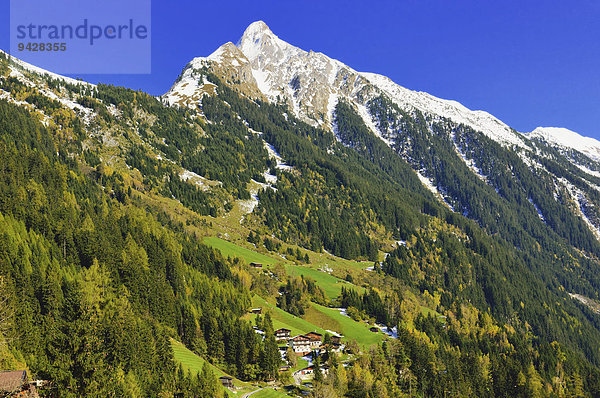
18, 43, 67, 52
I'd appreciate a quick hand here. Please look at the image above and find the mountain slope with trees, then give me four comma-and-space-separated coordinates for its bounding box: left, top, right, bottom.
1, 26, 600, 397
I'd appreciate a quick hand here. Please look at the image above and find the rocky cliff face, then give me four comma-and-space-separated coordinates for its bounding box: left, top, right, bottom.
164, 41, 265, 107
236, 21, 377, 128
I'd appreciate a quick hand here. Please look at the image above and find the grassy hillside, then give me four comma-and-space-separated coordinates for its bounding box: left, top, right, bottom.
251, 295, 327, 337
203, 237, 280, 265
284, 264, 363, 299
3, 52, 600, 396
171, 339, 229, 379
251, 296, 385, 349
171, 339, 255, 396
252, 388, 290, 397
306, 303, 385, 348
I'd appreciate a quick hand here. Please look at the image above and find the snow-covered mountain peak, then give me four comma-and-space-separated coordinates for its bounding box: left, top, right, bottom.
234, 24, 530, 148
237, 21, 303, 69
171, 23, 600, 159
239, 20, 272, 40
166, 22, 534, 147
529, 127, 600, 161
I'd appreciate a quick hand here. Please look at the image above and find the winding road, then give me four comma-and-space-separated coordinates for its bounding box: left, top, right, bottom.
241, 387, 264, 398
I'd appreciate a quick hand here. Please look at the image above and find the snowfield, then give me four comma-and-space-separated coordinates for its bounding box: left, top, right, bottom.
528, 127, 600, 162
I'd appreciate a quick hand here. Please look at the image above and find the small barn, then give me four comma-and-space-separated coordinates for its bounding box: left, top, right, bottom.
330, 335, 342, 344
218, 376, 234, 389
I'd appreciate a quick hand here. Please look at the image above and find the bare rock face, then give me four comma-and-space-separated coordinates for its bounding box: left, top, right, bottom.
236, 21, 376, 128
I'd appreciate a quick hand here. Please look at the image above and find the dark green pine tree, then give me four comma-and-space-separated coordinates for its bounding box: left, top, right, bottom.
259, 312, 280, 379
313, 351, 323, 383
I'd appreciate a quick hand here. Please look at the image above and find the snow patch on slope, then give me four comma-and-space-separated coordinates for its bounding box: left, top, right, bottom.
327, 92, 339, 131
516, 150, 543, 171
416, 171, 454, 211
450, 132, 488, 183
0, 88, 30, 107
5, 50, 92, 87
416, 171, 439, 196
576, 164, 600, 179
207, 43, 249, 65
2, 58, 101, 126
179, 169, 210, 191
264, 171, 278, 184
528, 198, 546, 222
238, 195, 259, 218
264, 141, 293, 171
559, 177, 600, 240
251, 68, 278, 98
357, 103, 393, 146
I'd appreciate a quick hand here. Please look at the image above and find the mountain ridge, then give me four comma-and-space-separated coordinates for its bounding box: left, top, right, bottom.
529, 126, 600, 161
167, 21, 598, 158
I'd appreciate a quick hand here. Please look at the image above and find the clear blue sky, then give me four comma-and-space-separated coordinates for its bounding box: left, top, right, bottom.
2, 0, 599, 138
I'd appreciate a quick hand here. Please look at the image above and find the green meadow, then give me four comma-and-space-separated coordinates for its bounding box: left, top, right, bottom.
251, 387, 290, 397
305, 303, 385, 348
251, 296, 384, 349
285, 264, 364, 299
251, 295, 326, 337
203, 236, 279, 265
170, 339, 254, 396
